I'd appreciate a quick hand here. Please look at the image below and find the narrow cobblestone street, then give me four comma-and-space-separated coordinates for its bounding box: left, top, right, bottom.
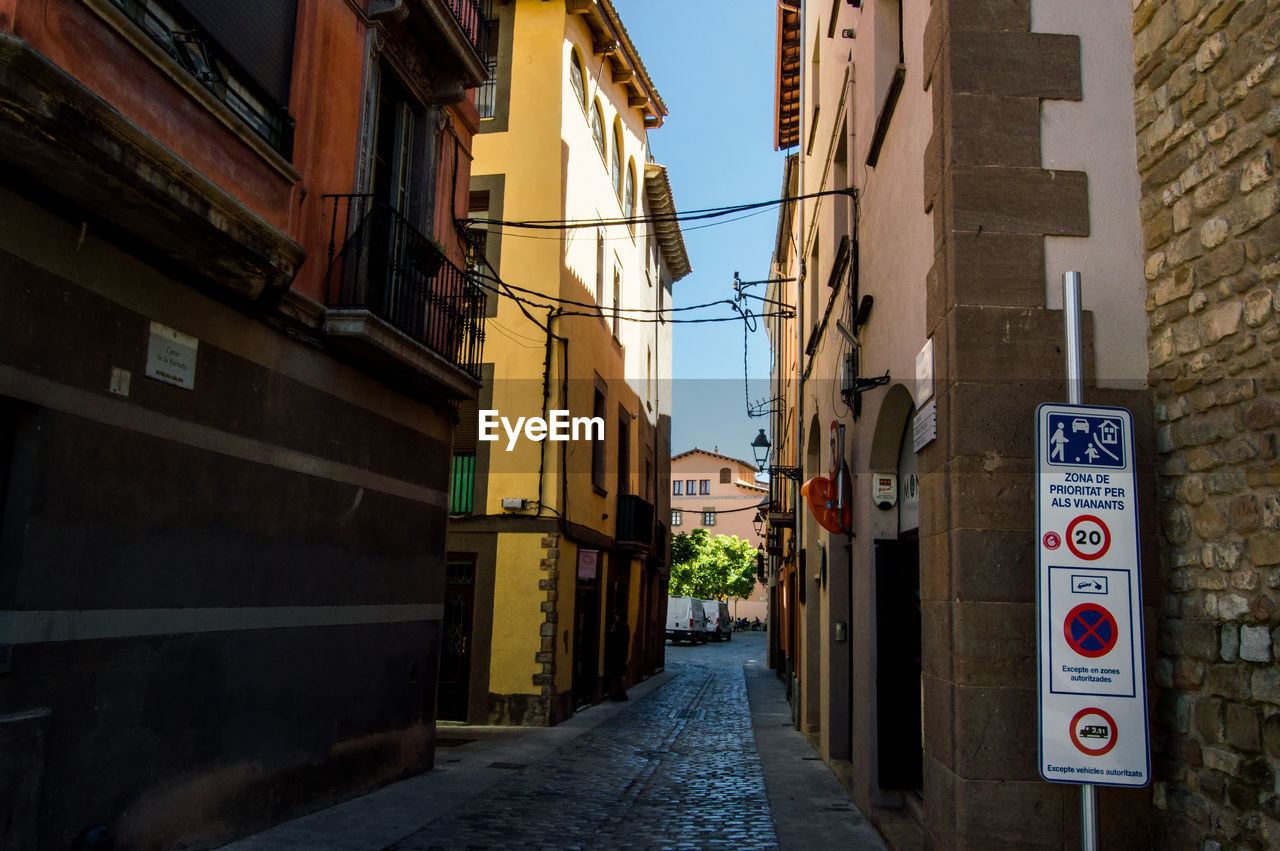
223, 633, 886, 850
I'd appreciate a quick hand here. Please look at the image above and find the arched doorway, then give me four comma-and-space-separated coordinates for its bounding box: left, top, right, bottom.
869, 385, 922, 793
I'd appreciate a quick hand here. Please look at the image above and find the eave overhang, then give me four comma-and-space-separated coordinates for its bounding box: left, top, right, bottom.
643, 162, 692, 282
774, 0, 801, 150
567, 0, 667, 128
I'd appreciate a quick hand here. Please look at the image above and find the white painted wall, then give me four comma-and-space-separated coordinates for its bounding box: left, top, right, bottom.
560, 18, 666, 429
1035, 1, 1148, 389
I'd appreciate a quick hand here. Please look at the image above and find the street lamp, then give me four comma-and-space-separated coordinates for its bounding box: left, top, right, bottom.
753, 511, 764, 537
751, 429, 771, 468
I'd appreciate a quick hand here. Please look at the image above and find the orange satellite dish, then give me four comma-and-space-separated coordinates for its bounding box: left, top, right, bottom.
801, 468, 852, 534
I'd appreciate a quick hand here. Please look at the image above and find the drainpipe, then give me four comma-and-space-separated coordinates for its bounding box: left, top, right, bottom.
793, 0, 808, 717
795, 0, 807, 548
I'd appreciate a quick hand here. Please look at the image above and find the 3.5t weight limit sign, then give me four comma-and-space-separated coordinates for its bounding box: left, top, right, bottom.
1036, 404, 1149, 787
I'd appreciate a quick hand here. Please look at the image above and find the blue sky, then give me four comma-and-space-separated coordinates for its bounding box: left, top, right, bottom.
613, 0, 785, 464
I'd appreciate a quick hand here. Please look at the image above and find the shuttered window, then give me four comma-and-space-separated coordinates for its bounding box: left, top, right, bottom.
451, 397, 479, 515
454, 396, 479, 452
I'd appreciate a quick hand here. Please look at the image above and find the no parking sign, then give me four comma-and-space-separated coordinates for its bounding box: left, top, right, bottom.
1036, 403, 1149, 787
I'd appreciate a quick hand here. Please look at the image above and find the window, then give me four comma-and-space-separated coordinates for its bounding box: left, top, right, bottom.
569, 49, 586, 112
596, 229, 605, 310
592, 388, 607, 491
673, 480, 683, 496
612, 123, 624, 200
702, 510, 716, 527
719, 467, 731, 484
372, 68, 432, 224
450, 453, 476, 514
624, 160, 637, 223
591, 100, 606, 159
111, 0, 297, 156
868, 0, 907, 166
685, 479, 695, 494
699, 479, 711, 495
477, 14, 500, 118
646, 346, 652, 409
616, 411, 630, 496
468, 190, 490, 272
451, 393, 479, 515
612, 268, 621, 337
672, 510, 683, 526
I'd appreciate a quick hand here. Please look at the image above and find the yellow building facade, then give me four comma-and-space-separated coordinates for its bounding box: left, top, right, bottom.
444, 0, 690, 725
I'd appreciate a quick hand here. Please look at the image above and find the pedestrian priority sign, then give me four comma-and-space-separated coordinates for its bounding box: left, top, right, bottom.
1045, 411, 1125, 469
1036, 403, 1149, 787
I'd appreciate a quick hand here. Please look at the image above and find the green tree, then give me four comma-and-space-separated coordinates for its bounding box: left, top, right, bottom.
668, 529, 759, 600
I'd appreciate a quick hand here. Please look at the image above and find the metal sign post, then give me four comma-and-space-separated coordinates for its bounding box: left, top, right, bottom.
1065, 271, 1097, 851
1036, 272, 1150, 851
1064, 271, 1084, 407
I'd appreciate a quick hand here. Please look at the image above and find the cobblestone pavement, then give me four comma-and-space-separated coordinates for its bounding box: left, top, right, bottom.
390, 637, 776, 850
222, 633, 887, 851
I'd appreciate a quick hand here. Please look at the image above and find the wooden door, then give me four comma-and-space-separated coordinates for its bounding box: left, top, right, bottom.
437, 560, 475, 722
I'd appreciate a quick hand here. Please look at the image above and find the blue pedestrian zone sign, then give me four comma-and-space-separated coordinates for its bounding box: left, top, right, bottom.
1045, 412, 1125, 469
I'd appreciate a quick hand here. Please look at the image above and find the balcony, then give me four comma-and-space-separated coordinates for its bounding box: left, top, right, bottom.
767, 466, 798, 528
443, 0, 491, 58
377, 0, 491, 100
615, 494, 655, 553
324, 195, 485, 397
766, 526, 783, 557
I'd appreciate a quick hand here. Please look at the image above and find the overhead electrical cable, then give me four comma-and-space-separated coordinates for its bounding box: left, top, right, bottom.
471, 205, 779, 242
472, 270, 735, 314
463, 186, 856, 231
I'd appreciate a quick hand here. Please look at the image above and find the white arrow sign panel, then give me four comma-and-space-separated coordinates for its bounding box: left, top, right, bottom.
1036, 403, 1149, 787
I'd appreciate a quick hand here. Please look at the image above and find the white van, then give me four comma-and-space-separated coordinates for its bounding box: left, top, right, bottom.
666, 596, 708, 644
701, 599, 732, 642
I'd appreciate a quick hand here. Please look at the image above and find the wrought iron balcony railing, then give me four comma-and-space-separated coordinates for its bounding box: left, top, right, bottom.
766, 525, 783, 556
767, 466, 798, 528
446, 0, 491, 60
324, 195, 485, 379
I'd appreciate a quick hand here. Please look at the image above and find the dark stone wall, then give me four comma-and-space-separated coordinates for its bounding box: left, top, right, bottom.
922, 1, 1156, 846
12, 622, 440, 850
0, 201, 455, 847
1132, 1, 1280, 847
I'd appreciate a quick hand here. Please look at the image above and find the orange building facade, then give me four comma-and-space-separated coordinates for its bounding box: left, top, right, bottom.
0, 0, 487, 845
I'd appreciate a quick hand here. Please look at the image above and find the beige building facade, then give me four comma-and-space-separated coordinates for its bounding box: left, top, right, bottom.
764, 0, 1162, 846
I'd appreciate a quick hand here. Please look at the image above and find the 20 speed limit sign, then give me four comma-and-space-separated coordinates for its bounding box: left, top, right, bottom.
1066, 515, 1110, 560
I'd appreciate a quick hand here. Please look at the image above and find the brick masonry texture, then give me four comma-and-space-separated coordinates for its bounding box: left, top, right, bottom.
1134, 0, 1280, 847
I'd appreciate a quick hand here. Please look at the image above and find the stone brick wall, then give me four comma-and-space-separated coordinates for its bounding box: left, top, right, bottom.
1133, 0, 1280, 846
